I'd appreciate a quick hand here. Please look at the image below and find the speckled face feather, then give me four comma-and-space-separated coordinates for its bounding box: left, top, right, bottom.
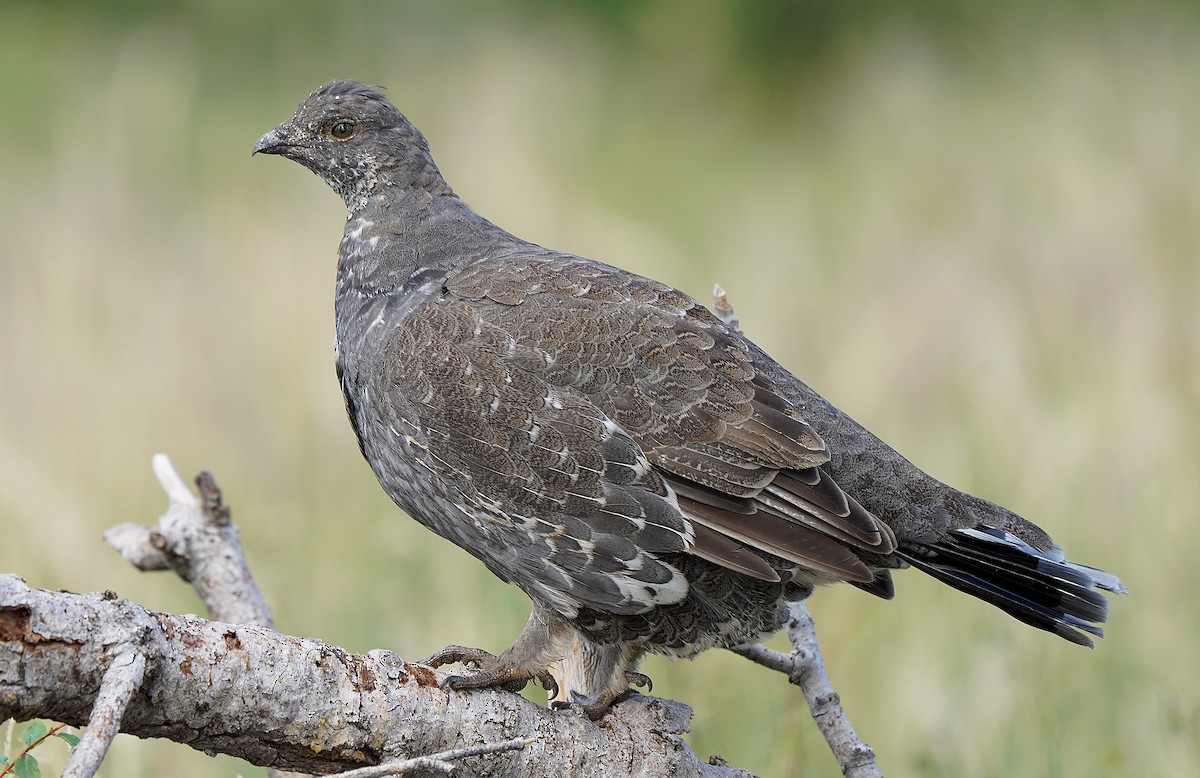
255, 80, 1123, 708
253, 80, 450, 213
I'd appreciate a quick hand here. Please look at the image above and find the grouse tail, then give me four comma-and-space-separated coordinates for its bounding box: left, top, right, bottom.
896, 525, 1126, 647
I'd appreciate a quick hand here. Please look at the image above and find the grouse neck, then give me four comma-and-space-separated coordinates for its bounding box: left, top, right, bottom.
335, 190, 502, 300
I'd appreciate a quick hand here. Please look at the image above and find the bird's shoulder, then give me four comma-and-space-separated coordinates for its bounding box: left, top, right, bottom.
444, 249, 691, 309
441, 252, 822, 459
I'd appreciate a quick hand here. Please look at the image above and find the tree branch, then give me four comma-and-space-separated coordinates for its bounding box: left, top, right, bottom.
731, 604, 882, 778
328, 737, 533, 776
104, 453, 275, 629
0, 573, 750, 776
103, 453, 302, 778
61, 648, 146, 778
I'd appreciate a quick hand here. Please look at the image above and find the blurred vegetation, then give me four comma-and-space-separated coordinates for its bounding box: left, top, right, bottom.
2, 1, 1198, 776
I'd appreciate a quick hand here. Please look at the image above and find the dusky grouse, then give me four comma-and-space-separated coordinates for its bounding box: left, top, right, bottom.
254, 80, 1124, 717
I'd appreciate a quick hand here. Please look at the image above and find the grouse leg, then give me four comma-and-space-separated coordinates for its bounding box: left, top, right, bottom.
547, 627, 650, 719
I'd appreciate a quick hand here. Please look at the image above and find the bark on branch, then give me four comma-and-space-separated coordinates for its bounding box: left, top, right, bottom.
0, 573, 747, 776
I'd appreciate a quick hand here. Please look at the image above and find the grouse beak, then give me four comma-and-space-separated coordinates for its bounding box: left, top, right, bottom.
252, 125, 292, 157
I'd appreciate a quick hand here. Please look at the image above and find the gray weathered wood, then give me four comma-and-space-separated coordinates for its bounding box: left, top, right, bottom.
0, 574, 753, 776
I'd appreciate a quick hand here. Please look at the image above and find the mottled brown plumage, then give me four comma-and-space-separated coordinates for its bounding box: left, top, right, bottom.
254, 81, 1124, 716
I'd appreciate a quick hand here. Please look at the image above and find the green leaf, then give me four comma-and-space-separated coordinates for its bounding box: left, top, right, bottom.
54, 731, 80, 747
12, 753, 40, 778
19, 722, 46, 746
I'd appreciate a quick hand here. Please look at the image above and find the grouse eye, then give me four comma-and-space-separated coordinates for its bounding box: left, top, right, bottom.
330, 121, 355, 140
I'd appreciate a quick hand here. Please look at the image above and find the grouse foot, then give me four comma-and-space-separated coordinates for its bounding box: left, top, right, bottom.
549, 670, 653, 719
421, 644, 559, 697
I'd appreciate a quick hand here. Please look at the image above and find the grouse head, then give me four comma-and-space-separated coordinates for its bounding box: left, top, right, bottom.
253, 80, 450, 208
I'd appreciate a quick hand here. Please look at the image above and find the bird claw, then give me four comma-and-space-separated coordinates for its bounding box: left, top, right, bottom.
538, 671, 560, 699
420, 644, 547, 694
419, 643, 640, 717
561, 689, 622, 720
419, 644, 498, 671
626, 670, 652, 693
545, 670, 650, 719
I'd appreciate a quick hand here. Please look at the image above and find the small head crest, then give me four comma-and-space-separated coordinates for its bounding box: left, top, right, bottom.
308, 80, 390, 105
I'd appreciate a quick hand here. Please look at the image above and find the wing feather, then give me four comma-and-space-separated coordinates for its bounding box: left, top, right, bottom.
396, 254, 899, 615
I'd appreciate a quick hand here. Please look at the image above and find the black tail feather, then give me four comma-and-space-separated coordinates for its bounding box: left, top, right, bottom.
897, 525, 1125, 647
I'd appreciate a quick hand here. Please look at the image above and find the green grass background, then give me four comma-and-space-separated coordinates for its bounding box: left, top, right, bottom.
2, 1, 1197, 775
